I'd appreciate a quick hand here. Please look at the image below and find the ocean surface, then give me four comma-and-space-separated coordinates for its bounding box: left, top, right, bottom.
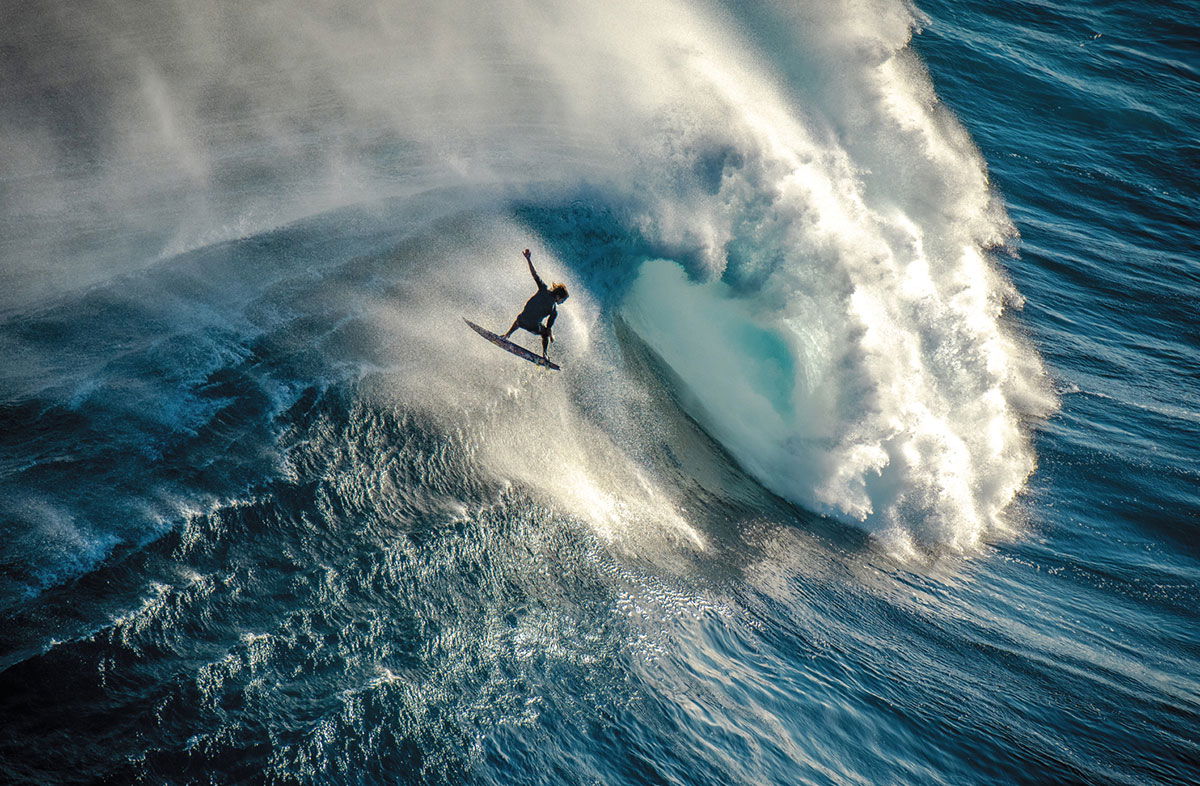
1, 1, 1197, 783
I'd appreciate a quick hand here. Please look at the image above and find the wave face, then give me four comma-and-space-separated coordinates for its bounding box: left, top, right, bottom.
1, 0, 1050, 561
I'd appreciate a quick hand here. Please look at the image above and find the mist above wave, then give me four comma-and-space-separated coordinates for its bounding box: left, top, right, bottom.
1, 0, 719, 305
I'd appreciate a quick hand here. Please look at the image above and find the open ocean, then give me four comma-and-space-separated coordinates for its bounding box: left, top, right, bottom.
1, 1, 1197, 783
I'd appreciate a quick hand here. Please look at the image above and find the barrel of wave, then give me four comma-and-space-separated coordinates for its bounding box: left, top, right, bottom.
620, 256, 1046, 558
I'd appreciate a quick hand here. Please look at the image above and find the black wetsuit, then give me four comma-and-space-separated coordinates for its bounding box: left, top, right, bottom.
516, 283, 557, 334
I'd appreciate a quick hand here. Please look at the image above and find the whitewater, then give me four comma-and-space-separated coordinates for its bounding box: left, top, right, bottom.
1, 0, 1196, 784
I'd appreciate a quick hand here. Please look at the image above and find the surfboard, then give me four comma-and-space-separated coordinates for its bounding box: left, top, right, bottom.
464, 318, 561, 370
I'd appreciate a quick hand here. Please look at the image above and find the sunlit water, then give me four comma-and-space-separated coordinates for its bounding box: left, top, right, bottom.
1, 1, 1197, 784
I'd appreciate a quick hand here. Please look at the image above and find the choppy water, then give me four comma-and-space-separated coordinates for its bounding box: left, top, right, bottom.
1, 1, 1197, 784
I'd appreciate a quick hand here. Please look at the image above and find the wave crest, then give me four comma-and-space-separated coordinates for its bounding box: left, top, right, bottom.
612, 2, 1055, 553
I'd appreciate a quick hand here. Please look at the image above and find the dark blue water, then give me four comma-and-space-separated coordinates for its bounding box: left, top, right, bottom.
1, 1, 1197, 784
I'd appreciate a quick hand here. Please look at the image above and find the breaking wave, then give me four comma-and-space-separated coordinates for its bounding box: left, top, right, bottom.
0, 0, 1053, 576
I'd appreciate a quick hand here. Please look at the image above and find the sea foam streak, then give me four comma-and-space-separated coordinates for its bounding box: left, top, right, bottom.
1, 0, 1053, 556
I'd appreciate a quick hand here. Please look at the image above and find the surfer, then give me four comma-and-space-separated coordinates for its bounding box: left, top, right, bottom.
503, 249, 569, 359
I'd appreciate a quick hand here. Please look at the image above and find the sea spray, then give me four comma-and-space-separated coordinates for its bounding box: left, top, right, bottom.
612, 1, 1056, 554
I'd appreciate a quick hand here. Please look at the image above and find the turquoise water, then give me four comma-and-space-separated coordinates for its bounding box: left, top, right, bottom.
1, 1, 1197, 783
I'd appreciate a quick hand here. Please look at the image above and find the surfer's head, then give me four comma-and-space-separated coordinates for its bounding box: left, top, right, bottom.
551, 283, 569, 302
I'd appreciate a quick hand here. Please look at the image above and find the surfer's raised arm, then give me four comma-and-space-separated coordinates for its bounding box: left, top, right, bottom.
523, 248, 547, 291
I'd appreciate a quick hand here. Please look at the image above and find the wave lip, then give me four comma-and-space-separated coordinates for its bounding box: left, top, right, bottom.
616, 2, 1055, 555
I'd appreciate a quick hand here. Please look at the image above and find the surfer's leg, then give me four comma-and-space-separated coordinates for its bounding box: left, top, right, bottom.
539, 326, 550, 358
502, 319, 520, 339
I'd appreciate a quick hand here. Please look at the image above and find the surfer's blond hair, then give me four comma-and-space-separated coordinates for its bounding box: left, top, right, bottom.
551, 283, 569, 300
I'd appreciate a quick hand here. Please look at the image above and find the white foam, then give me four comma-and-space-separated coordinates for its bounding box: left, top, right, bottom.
613, 3, 1056, 552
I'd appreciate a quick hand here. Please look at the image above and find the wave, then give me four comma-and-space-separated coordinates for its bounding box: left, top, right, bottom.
0, 0, 1054, 581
